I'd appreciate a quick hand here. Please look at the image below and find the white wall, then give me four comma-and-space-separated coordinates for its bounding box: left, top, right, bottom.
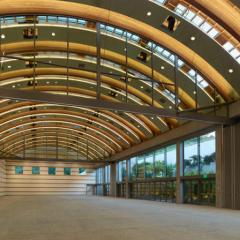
5, 161, 96, 196
0, 160, 6, 196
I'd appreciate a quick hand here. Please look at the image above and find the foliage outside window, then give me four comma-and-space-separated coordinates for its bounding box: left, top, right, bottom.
15, 166, 23, 175
64, 167, 71, 176
48, 167, 56, 175
184, 132, 216, 176
32, 166, 40, 175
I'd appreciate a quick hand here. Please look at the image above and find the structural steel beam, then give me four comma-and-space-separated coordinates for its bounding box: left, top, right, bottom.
0, 88, 232, 124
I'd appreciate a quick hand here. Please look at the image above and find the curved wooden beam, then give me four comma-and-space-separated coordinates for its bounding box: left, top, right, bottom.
0, 101, 144, 141
0, 0, 237, 100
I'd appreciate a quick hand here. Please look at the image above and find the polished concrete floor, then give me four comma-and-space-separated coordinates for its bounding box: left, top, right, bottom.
0, 196, 240, 240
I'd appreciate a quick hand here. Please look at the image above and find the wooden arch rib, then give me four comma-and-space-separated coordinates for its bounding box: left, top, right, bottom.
0, 81, 164, 136
0, 0, 237, 100
2, 41, 196, 109
2, 130, 108, 158
0, 118, 122, 152
187, 0, 240, 41
0, 125, 116, 155
0, 109, 134, 145
0, 102, 145, 141
10, 141, 96, 160
4, 135, 104, 159
0, 112, 131, 149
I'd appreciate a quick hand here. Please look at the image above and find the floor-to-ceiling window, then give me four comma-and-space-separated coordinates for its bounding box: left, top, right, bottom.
183, 131, 216, 205
116, 160, 127, 197
128, 144, 177, 202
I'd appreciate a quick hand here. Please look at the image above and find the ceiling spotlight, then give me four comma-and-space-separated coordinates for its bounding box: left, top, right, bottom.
169, 106, 173, 109
46, 81, 50, 84
51, 32, 56, 36
161, 66, 165, 70
12, 85, 16, 88
151, 117, 154, 120
1, 34, 5, 39
229, 69, 234, 73
193, 91, 197, 95
190, 36, 196, 41
140, 86, 144, 89
147, 12, 152, 16
7, 65, 11, 69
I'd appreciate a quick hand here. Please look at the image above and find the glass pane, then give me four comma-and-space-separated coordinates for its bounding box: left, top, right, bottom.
137, 155, 145, 179
130, 157, 137, 181
32, 166, 40, 175
15, 166, 23, 174
200, 132, 216, 175
145, 153, 154, 178
122, 160, 127, 181
155, 149, 166, 177
64, 167, 71, 176
166, 145, 176, 177
79, 168, 86, 175
48, 167, 56, 175
184, 138, 199, 176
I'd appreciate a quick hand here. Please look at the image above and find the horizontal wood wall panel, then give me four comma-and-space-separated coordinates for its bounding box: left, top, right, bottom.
5, 160, 96, 196
0, 160, 6, 196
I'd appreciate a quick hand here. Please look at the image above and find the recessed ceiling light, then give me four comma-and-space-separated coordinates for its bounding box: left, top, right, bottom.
190, 36, 196, 41
1, 34, 5, 39
49, 60, 52, 64
140, 86, 144, 89
12, 85, 16, 88
169, 106, 172, 109
137, 125, 140, 128
229, 69, 234, 73
193, 91, 197, 95
147, 11, 152, 16
151, 117, 154, 120
51, 32, 56, 36
46, 81, 50, 84
161, 66, 165, 70
7, 65, 11, 69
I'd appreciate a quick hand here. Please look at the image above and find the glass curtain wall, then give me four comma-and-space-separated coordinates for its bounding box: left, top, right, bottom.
128, 144, 177, 202
183, 132, 216, 205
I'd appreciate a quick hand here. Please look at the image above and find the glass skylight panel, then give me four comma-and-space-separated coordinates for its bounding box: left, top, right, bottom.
229, 48, 240, 58
131, 34, 140, 42
237, 57, 240, 64
177, 59, 184, 68
100, 24, 106, 29
174, 4, 187, 16
69, 18, 77, 24
152, 0, 166, 5
48, 16, 57, 23
196, 74, 203, 83
207, 28, 219, 38
200, 21, 212, 33
169, 54, 175, 63
106, 26, 114, 32
58, 17, 67, 23
192, 15, 204, 27
183, 10, 196, 21
78, 19, 87, 26
155, 46, 164, 54
188, 69, 196, 77
162, 50, 171, 58
223, 41, 234, 52
114, 28, 123, 35
199, 80, 209, 88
